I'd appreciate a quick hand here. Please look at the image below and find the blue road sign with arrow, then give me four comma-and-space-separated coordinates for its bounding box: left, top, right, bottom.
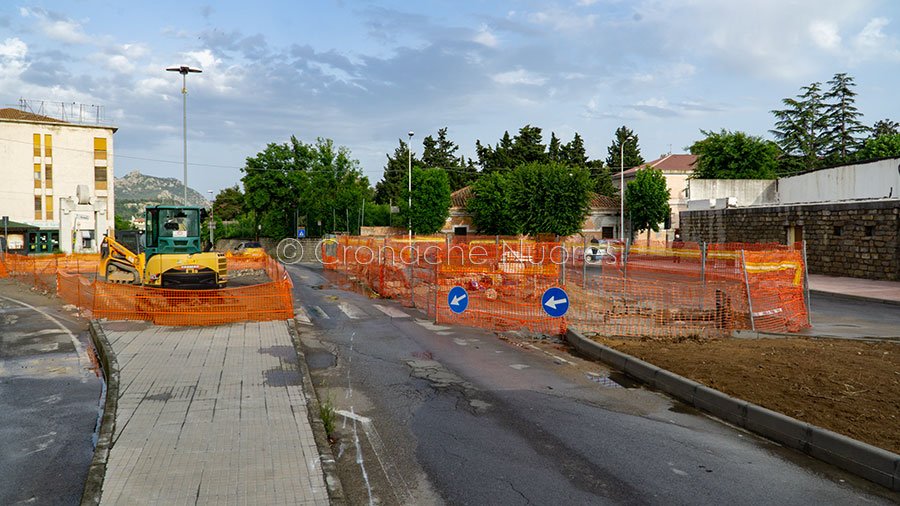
448, 286, 469, 314
541, 287, 569, 317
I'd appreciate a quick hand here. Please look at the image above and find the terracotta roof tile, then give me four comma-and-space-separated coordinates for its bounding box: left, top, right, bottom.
450, 186, 473, 208
0, 108, 69, 123
618, 153, 697, 176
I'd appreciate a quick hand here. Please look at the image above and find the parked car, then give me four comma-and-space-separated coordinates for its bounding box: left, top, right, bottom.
585, 239, 623, 265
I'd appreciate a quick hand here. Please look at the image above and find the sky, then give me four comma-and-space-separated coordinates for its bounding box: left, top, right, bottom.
2, 1, 900, 195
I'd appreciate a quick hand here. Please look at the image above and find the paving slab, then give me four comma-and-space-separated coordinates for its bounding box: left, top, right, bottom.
98, 320, 328, 505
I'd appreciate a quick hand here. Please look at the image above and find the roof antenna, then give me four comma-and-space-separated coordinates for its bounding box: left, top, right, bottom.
668, 144, 672, 155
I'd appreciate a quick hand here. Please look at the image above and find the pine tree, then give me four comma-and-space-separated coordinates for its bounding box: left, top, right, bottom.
421, 127, 475, 191
871, 119, 899, 138
771, 82, 828, 171
547, 132, 562, 162
823, 73, 868, 163
605, 126, 644, 170
374, 139, 419, 205
561, 133, 588, 167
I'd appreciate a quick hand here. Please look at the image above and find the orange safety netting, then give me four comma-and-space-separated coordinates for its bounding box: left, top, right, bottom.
324, 234, 810, 337
4, 252, 293, 326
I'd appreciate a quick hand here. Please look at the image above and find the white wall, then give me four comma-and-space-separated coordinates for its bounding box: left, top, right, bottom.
686, 179, 777, 207
0, 118, 115, 252
778, 158, 900, 204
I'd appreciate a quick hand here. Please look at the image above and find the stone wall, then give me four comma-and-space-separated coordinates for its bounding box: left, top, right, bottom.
680, 200, 900, 281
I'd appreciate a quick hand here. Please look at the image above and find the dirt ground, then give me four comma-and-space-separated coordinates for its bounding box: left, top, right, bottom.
592, 336, 900, 454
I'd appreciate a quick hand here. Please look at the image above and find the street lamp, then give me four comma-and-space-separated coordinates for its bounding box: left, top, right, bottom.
207, 189, 214, 248
407, 131, 414, 245
166, 65, 202, 205
620, 135, 634, 241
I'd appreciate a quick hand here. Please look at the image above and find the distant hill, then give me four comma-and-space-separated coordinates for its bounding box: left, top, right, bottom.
114, 170, 210, 221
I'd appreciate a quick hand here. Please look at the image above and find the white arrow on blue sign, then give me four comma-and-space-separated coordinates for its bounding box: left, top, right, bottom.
447, 286, 469, 314
541, 287, 569, 317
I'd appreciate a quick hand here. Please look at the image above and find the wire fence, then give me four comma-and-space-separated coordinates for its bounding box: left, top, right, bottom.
323, 235, 810, 338
1, 252, 293, 325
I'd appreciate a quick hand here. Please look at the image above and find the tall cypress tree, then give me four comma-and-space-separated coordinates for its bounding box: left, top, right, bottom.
374, 139, 419, 205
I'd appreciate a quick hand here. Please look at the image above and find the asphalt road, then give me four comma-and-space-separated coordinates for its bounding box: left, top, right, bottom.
805, 291, 900, 338
288, 263, 898, 505
0, 280, 102, 506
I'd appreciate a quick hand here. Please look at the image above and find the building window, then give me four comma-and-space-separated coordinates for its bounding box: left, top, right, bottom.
865, 225, 876, 237
33, 133, 41, 157
34, 163, 41, 189
833, 226, 842, 237
94, 137, 107, 161
34, 196, 42, 220
44, 134, 52, 158
45, 165, 52, 189
95, 166, 108, 190
602, 226, 614, 239
45, 196, 53, 220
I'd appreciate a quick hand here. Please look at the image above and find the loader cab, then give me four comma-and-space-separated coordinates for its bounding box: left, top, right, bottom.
145, 206, 206, 259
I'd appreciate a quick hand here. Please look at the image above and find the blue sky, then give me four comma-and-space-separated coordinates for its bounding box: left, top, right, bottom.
2, 1, 900, 194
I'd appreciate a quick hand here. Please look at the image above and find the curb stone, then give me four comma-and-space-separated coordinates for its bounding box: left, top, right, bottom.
80, 321, 119, 506
565, 328, 900, 492
287, 319, 347, 505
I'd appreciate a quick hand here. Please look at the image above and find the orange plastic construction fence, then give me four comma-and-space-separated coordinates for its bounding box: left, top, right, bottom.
6, 252, 293, 326
324, 235, 810, 337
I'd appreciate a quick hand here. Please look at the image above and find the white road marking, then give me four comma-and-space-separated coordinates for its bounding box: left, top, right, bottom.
373, 304, 409, 318
0, 295, 88, 369
527, 343, 575, 365
509, 364, 529, 370
338, 301, 366, 320
336, 409, 371, 423
310, 305, 330, 319
452, 338, 468, 346
294, 306, 312, 325
414, 319, 452, 331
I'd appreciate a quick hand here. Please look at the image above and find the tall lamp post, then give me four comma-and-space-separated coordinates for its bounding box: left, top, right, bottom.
207, 189, 214, 248
619, 135, 634, 241
166, 65, 202, 205
407, 131, 414, 245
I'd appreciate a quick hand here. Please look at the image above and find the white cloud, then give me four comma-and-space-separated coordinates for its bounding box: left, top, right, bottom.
21, 8, 91, 45
528, 8, 597, 31
809, 20, 842, 50
854, 17, 889, 52
0, 37, 27, 59
474, 24, 498, 47
492, 69, 547, 86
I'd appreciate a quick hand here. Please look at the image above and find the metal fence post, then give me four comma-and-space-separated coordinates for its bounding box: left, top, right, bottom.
802, 239, 811, 326
581, 235, 587, 288
741, 249, 756, 331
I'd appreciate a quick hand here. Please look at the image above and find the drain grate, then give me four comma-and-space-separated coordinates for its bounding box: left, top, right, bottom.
587, 372, 623, 388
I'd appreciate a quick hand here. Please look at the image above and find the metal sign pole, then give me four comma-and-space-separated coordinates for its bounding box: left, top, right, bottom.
802, 239, 811, 327
741, 249, 756, 331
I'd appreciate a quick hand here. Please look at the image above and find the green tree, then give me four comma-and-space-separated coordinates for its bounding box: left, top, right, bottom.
374, 139, 420, 205
476, 125, 548, 172
689, 129, 779, 179
422, 127, 477, 191
625, 167, 671, 243
467, 172, 520, 235
475, 131, 514, 173
114, 215, 133, 230
399, 168, 451, 234
771, 82, 828, 171
823, 73, 868, 163
212, 185, 244, 221
467, 163, 591, 237
605, 126, 645, 170
242, 136, 371, 238
587, 161, 619, 198
854, 134, 900, 161
872, 119, 899, 138
561, 133, 589, 167
547, 132, 562, 162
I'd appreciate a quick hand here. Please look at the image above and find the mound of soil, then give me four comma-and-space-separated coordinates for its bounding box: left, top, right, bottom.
594, 336, 900, 454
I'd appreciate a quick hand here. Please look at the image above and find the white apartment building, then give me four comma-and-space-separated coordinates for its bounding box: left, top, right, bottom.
0, 108, 116, 253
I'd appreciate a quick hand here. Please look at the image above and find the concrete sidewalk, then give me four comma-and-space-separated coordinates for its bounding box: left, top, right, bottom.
96, 320, 328, 505
808, 274, 900, 305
